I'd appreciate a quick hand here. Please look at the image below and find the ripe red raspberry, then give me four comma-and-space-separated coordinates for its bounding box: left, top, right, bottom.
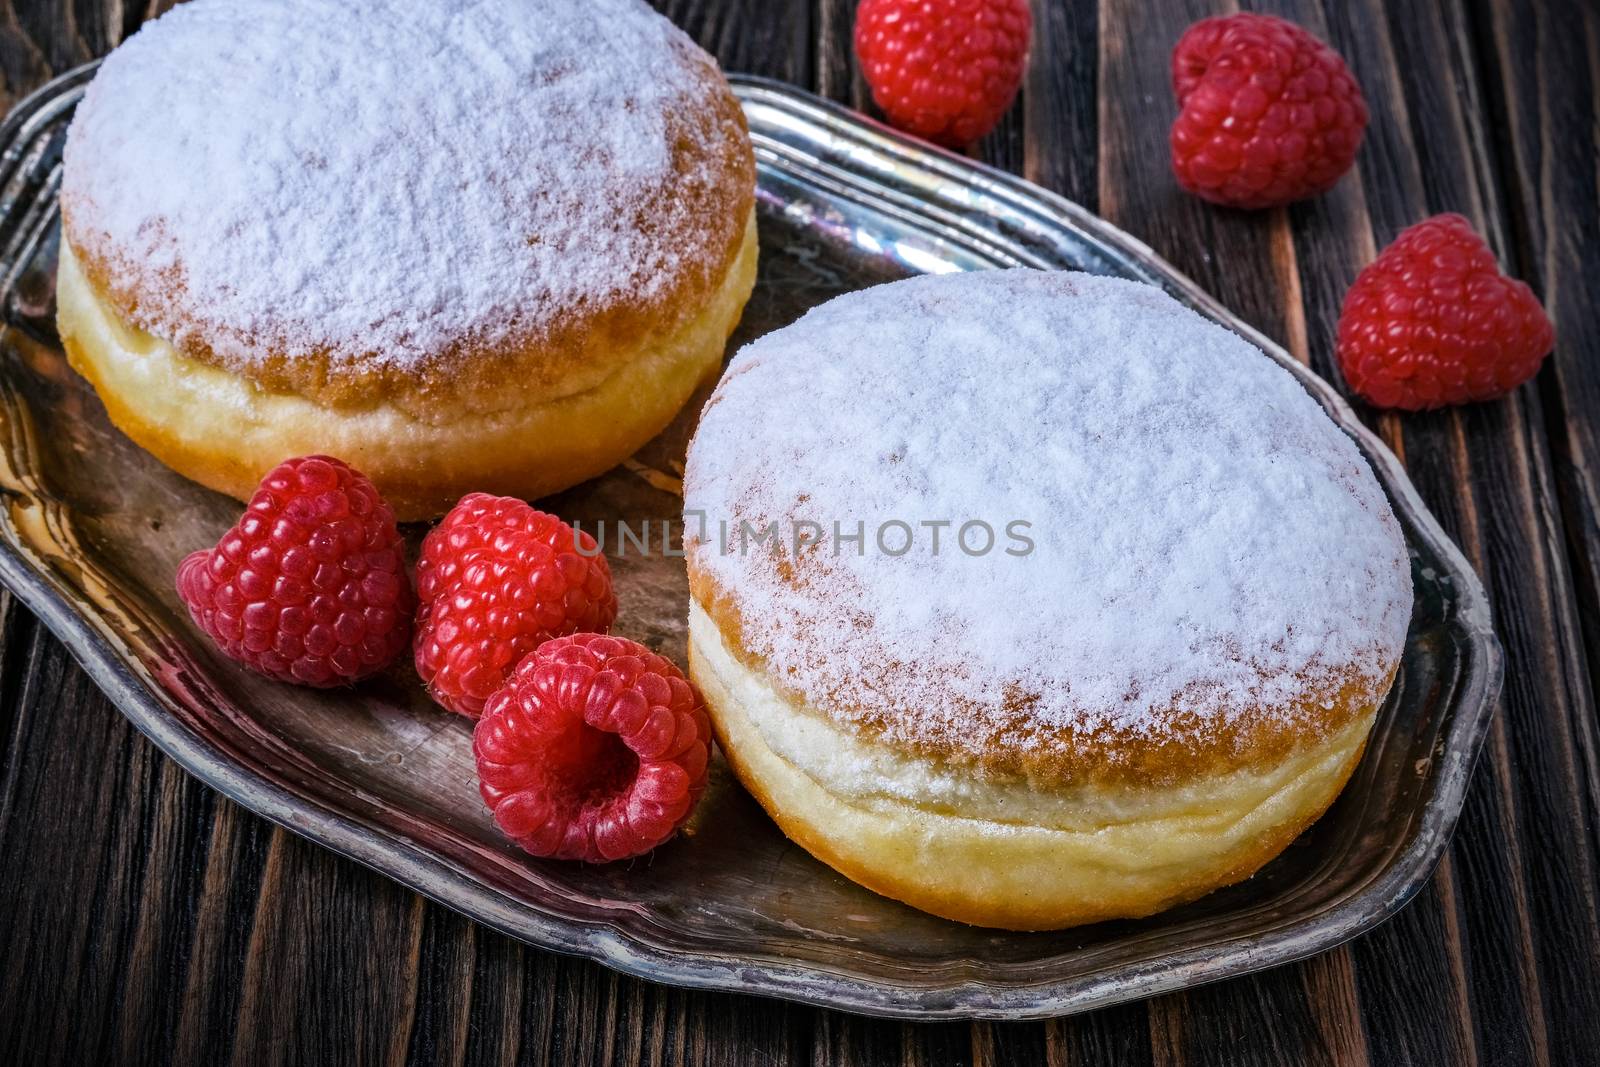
474, 634, 712, 862
854, 0, 1032, 149
414, 494, 617, 717
1170, 14, 1367, 209
1336, 213, 1554, 410
176, 456, 414, 687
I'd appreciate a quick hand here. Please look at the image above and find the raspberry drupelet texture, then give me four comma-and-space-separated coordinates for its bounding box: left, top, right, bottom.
175, 455, 414, 686
415, 493, 617, 718
474, 634, 712, 863
1336, 213, 1554, 410
1169, 13, 1367, 209
854, 0, 1032, 149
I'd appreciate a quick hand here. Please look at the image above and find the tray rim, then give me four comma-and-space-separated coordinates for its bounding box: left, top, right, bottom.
0, 63, 1504, 1020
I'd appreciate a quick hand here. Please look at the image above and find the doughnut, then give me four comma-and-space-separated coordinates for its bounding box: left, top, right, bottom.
57, 0, 756, 520
682, 271, 1412, 930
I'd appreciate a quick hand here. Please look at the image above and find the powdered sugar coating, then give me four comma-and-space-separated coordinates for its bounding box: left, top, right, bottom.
684, 271, 1412, 763
61, 0, 747, 374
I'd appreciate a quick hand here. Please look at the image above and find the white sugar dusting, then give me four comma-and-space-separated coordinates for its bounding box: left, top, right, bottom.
62, 0, 737, 369
683, 271, 1413, 748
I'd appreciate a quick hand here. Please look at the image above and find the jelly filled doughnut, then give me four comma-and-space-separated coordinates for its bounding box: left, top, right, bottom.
58, 0, 757, 520
683, 270, 1411, 930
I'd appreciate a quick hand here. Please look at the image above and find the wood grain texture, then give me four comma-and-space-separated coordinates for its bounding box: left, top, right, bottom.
1, 0, 1597, 1064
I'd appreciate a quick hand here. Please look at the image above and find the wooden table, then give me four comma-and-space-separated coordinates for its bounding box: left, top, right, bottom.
1, 1, 1595, 1063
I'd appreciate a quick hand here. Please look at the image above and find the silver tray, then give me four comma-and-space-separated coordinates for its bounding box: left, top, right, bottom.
0, 65, 1502, 1020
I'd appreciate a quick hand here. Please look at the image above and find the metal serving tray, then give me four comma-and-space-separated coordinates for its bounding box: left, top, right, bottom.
0, 65, 1501, 1020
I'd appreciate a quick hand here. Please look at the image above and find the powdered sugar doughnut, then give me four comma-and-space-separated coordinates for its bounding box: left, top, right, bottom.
683, 270, 1412, 930
58, 0, 756, 519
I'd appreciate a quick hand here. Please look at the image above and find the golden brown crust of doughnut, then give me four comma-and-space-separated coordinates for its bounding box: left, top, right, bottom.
689, 597, 1378, 929
688, 560, 1398, 790
57, 216, 758, 520
720, 718, 1369, 929
59, 37, 754, 417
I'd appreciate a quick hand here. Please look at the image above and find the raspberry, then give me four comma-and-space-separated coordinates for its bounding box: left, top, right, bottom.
474, 634, 712, 862
854, 0, 1032, 149
1169, 14, 1367, 209
1336, 213, 1554, 410
175, 456, 414, 687
414, 493, 617, 717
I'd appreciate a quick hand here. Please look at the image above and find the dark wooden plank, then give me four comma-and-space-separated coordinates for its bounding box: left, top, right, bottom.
0, 3, 49, 108
1473, 0, 1600, 628
10, 0, 90, 75
1043, 1002, 1154, 1067
813, 1009, 903, 1067
972, 1020, 1048, 1067
1306, 0, 1600, 1062
654, 0, 812, 83
1151, 964, 1360, 1067
461, 931, 531, 1066
223, 832, 426, 1065
1022, 0, 1099, 212
1465, 5, 1600, 1063
0, 599, 222, 1066
403, 906, 477, 1065
169, 798, 275, 1066
1297, 950, 1371, 1067
1475, 0, 1600, 882
1360, 3, 1600, 1064
812, 0, 865, 108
